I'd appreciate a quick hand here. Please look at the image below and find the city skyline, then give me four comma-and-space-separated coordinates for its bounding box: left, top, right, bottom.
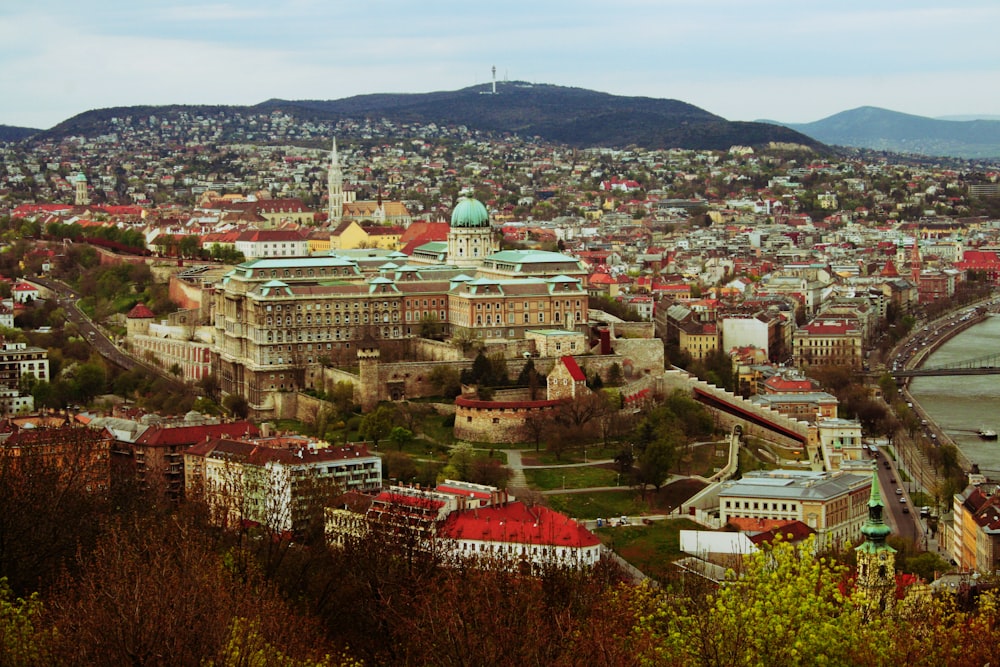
2, 0, 999, 129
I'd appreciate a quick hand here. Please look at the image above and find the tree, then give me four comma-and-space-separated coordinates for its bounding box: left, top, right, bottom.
635, 437, 676, 494
388, 426, 414, 452
639, 535, 880, 666
0, 578, 56, 666
359, 405, 394, 449
223, 393, 250, 420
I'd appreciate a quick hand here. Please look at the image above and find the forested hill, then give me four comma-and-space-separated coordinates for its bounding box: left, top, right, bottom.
0, 124, 39, 142
38, 82, 823, 152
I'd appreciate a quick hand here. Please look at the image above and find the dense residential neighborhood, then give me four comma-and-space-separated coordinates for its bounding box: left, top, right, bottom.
3, 108, 1000, 664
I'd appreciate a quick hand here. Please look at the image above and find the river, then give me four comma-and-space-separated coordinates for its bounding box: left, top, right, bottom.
909, 314, 1000, 476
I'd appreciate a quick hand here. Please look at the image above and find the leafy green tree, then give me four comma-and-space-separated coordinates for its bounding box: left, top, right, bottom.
359, 405, 394, 449
636, 437, 676, 494
0, 578, 55, 666
639, 535, 882, 666
388, 426, 414, 452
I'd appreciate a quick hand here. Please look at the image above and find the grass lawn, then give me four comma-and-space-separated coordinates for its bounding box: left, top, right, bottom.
544, 490, 649, 519
524, 465, 620, 490
521, 445, 619, 466
596, 518, 703, 582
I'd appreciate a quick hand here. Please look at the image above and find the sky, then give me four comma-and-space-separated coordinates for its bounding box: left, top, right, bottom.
2, 0, 1000, 130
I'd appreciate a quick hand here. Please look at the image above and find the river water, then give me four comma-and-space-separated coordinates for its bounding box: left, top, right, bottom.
909, 315, 1000, 476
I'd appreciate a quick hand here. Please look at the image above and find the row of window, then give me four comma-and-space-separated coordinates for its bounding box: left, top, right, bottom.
724, 500, 798, 512
265, 301, 399, 312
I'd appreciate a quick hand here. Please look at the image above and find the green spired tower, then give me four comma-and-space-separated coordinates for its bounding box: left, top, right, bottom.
855, 470, 897, 614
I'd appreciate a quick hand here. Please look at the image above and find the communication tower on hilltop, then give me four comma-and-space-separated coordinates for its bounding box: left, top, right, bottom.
492, 65, 497, 94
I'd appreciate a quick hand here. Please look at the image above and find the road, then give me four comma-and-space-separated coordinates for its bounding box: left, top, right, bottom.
28, 275, 182, 383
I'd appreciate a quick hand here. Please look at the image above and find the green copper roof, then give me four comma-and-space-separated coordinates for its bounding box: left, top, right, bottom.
450, 197, 490, 228
858, 469, 893, 548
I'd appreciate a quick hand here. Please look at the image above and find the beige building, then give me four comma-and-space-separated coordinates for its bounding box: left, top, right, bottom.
792, 319, 863, 370
951, 481, 1000, 574
718, 470, 871, 549
447, 275, 588, 341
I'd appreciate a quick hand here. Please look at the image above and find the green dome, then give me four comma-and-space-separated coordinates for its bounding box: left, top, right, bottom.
450, 198, 489, 228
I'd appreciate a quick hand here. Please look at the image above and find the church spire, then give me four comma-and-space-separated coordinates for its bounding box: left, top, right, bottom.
328, 137, 344, 225
855, 469, 897, 614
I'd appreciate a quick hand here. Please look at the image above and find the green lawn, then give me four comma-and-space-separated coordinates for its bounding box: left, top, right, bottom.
596, 518, 704, 582
520, 445, 619, 466
544, 490, 650, 519
524, 465, 620, 490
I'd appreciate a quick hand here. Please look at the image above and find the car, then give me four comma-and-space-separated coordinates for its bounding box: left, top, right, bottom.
895, 488, 903, 495
890, 478, 896, 484
899, 497, 907, 504
902, 506, 910, 513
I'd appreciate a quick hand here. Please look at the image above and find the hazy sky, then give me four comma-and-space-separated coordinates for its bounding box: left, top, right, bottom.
3, 0, 999, 129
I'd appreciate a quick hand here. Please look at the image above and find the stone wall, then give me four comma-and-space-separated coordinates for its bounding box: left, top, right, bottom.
610, 321, 656, 339
658, 369, 813, 449
410, 338, 465, 361
168, 274, 205, 311
454, 395, 563, 444
610, 338, 665, 379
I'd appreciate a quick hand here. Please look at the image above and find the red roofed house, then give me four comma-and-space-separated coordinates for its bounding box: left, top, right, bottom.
547, 355, 588, 400
11, 282, 39, 304
437, 501, 601, 569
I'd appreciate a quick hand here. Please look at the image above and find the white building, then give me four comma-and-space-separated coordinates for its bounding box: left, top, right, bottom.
436, 501, 602, 570
184, 439, 382, 535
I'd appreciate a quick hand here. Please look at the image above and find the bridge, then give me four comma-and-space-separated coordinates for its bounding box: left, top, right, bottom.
893, 351, 1000, 377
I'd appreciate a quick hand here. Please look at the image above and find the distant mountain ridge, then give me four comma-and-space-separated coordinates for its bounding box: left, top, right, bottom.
0, 125, 40, 142
765, 106, 1000, 159
36, 82, 822, 152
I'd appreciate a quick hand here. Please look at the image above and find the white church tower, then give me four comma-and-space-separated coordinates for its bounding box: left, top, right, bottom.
327, 138, 344, 225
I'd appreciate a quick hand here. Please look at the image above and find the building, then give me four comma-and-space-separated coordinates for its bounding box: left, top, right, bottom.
1, 423, 112, 493
749, 391, 839, 424
11, 282, 39, 304
792, 319, 863, 370
718, 470, 871, 549
184, 438, 381, 535
951, 481, 1000, 574
447, 275, 588, 341
854, 472, 897, 614
446, 197, 498, 268
437, 501, 602, 570
119, 418, 259, 502
125, 304, 213, 382
234, 229, 310, 260
0, 341, 49, 415
816, 418, 867, 472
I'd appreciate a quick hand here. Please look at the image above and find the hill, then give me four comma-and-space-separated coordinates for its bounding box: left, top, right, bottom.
766, 106, 1000, 159
0, 124, 40, 142
39, 83, 822, 152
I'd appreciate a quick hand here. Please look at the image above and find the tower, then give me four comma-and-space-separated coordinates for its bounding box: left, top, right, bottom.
854, 470, 897, 615
358, 346, 381, 413
327, 138, 344, 225
491, 65, 497, 95
909, 238, 921, 287
74, 173, 89, 206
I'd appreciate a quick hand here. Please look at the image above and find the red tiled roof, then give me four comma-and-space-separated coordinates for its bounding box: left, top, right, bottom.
126, 303, 155, 319
560, 355, 587, 382
137, 421, 258, 448
438, 502, 600, 547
